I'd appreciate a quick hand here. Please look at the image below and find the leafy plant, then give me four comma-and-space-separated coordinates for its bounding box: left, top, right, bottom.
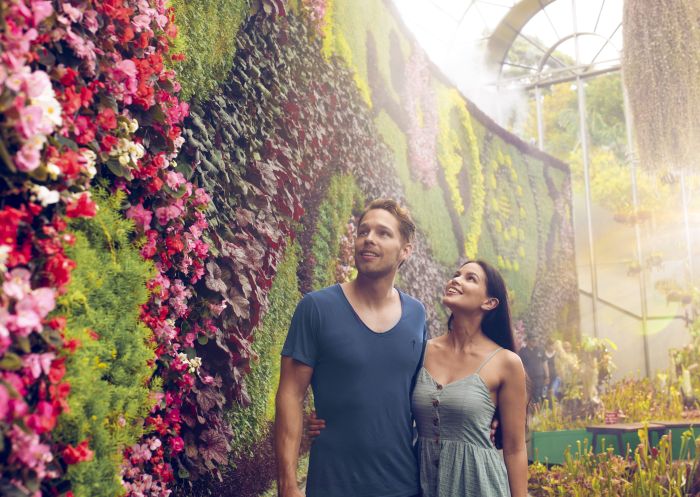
55, 189, 157, 497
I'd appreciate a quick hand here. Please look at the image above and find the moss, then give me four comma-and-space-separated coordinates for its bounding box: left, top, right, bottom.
226, 240, 301, 459
328, 0, 407, 104
375, 109, 459, 266
54, 189, 156, 497
311, 174, 364, 289
170, 0, 251, 101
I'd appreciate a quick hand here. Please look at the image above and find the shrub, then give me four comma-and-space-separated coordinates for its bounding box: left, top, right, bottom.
54, 189, 156, 497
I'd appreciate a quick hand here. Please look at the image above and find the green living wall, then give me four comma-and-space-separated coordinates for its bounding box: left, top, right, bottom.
164, 0, 578, 495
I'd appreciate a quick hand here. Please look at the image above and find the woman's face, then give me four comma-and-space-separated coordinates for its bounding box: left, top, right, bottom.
442, 262, 494, 314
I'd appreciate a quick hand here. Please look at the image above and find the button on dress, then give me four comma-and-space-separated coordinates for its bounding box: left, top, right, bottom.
411, 348, 511, 496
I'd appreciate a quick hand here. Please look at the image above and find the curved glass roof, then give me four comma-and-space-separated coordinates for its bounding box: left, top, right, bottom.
392, 0, 623, 106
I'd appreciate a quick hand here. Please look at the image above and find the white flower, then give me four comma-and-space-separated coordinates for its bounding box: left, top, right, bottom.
31, 81, 63, 129
46, 161, 61, 179
81, 149, 97, 177
0, 245, 10, 273
128, 118, 139, 133
31, 185, 61, 206
118, 154, 130, 166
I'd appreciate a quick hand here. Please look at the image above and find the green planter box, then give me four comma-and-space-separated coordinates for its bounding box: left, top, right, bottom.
529, 429, 591, 465
667, 426, 698, 460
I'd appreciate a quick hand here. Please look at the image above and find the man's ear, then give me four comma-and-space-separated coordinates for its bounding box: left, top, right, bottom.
481, 297, 499, 311
399, 243, 413, 264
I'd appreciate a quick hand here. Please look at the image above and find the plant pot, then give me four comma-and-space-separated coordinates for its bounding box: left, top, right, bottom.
529, 429, 591, 465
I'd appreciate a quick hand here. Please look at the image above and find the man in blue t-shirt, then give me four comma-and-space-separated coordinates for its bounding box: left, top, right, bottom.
275, 199, 426, 497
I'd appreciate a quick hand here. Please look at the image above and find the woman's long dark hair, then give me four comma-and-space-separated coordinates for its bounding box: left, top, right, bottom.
447, 259, 515, 352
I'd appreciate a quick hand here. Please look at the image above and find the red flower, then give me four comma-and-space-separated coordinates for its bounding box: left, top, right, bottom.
100, 134, 118, 152
59, 67, 78, 87
26, 401, 56, 434
62, 440, 94, 465
96, 107, 117, 130
49, 357, 66, 384
168, 436, 184, 454
165, 235, 183, 256
0, 206, 25, 246
60, 87, 82, 115
65, 193, 97, 219
47, 316, 67, 330
73, 115, 96, 145
44, 252, 76, 289
55, 149, 83, 179
64, 338, 81, 353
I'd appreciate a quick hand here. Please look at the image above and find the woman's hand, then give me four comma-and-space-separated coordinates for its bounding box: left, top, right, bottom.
306, 410, 326, 441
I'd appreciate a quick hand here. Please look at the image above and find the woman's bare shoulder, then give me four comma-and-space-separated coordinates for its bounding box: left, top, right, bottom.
499, 349, 525, 373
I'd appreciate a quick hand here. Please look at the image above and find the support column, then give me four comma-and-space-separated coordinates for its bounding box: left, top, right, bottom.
622, 79, 651, 378
573, 0, 599, 338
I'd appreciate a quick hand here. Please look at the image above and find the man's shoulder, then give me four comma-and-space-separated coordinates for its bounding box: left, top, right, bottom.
398, 289, 426, 313
296, 285, 344, 313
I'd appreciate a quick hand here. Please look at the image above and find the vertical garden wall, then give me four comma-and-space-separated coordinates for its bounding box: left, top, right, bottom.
0, 0, 577, 496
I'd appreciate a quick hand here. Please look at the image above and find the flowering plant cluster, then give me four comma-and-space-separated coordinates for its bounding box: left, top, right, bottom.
403, 43, 439, 187
0, 0, 223, 494
300, 0, 328, 34
0, 0, 103, 493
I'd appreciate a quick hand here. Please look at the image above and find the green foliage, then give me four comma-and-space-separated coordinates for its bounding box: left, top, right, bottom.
227, 240, 301, 460
54, 189, 156, 497
311, 174, 363, 289
328, 0, 408, 105
375, 109, 459, 266
528, 431, 698, 496
170, 0, 251, 101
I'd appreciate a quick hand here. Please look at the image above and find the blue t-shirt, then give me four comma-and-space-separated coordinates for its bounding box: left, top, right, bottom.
282, 284, 426, 497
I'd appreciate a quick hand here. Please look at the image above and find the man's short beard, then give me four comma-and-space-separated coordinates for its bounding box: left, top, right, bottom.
354, 259, 398, 279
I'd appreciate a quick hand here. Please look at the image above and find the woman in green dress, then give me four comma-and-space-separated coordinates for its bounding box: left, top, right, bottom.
411, 260, 527, 496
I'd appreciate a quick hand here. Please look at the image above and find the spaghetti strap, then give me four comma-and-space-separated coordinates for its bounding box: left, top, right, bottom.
474, 347, 503, 374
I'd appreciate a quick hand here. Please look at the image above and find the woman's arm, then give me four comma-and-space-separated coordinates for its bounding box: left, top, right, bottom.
497, 352, 529, 497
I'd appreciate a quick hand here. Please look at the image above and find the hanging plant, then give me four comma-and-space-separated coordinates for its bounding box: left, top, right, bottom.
622, 0, 700, 172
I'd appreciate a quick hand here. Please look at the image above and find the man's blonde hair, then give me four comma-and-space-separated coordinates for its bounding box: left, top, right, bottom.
358, 199, 416, 244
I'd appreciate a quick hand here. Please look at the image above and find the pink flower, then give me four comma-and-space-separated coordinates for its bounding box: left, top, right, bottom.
9, 425, 53, 477
64, 29, 96, 72
126, 202, 153, 230
15, 141, 42, 172
155, 204, 183, 225
25, 70, 52, 100
132, 14, 152, 31
0, 384, 9, 420
4, 24, 37, 56
169, 436, 184, 454
31, 0, 54, 25
26, 401, 56, 434
193, 187, 211, 207
17, 105, 46, 139
3, 267, 32, 300
23, 287, 56, 318
165, 171, 186, 190
83, 10, 98, 32
61, 2, 83, 22
23, 352, 55, 380
0, 321, 10, 356
113, 59, 138, 95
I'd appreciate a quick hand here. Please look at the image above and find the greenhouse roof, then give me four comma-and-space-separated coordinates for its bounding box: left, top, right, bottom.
391, 0, 623, 97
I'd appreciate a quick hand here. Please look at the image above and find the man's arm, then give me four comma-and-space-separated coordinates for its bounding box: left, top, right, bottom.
275, 356, 314, 497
